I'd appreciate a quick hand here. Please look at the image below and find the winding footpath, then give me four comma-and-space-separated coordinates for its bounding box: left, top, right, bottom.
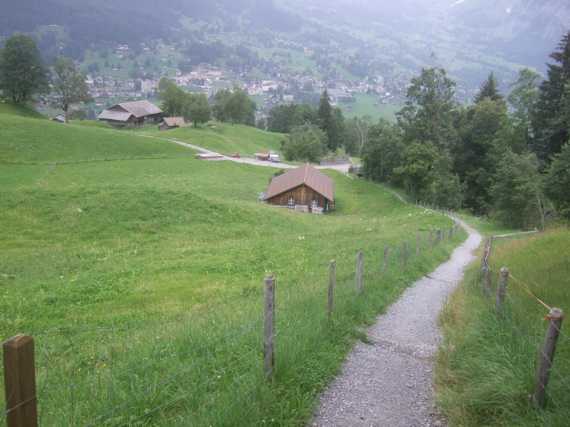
312, 220, 482, 427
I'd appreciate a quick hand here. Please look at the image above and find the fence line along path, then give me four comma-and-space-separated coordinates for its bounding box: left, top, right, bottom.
312, 219, 482, 427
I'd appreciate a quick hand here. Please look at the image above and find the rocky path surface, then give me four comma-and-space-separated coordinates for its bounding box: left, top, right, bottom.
312, 219, 482, 427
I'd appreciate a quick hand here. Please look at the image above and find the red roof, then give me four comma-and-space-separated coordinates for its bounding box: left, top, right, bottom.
265, 164, 334, 202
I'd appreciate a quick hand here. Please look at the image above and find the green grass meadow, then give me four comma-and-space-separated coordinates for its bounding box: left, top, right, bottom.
141, 122, 285, 156
1, 109, 465, 425
437, 229, 570, 426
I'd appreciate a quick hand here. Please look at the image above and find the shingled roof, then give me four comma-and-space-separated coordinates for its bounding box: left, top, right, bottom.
117, 100, 162, 118
265, 164, 334, 202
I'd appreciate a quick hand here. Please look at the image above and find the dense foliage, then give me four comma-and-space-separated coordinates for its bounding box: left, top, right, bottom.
158, 78, 211, 127
51, 57, 91, 122
213, 88, 256, 126
359, 32, 570, 227
281, 124, 327, 162
0, 34, 48, 103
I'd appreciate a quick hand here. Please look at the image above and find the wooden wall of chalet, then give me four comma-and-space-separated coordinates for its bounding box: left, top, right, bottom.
266, 184, 334, 211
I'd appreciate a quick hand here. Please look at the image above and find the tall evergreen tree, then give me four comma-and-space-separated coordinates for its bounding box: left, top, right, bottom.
532, 32, 570, 163
0, 34, 48, 104
318, 89, 334, 150
474, 72, 503, 104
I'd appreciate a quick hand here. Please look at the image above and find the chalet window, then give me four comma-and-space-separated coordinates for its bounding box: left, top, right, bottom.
288, 198, 295, 209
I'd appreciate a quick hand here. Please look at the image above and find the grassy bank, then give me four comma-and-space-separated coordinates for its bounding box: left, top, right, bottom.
141, 122, 284, 156
437, 228, 570, 426
1, 110, 465, 425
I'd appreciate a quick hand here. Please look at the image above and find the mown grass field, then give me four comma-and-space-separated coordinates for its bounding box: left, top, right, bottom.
340, 94, 400, 122
1, 109, 464, 426
141, 122, 285, 156
437, 228, 570, 427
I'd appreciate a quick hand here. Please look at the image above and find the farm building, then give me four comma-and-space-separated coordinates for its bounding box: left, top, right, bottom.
264, 164, 335, 213
98, 100, 163, 127
159, 117, 186, 131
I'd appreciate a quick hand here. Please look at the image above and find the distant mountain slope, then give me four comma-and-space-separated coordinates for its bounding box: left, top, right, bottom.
0, 0, 300, 56
447, 0, 570, 66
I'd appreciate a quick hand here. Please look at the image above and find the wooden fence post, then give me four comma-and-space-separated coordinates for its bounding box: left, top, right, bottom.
402, 242, 409, 268
3, 335, 38, 427
532, 308, 564, 409
382, 246, 390, 273
416, 233, 421, 256
495, 267, 509, 315
355, 251, 364, 294
264, 275, 276, 380
328, 260, 336, 320
481, 238, 493, 296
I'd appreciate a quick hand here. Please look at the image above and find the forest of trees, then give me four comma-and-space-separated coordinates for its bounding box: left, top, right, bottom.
267, 32, 570, 229
360, 32, 570, 228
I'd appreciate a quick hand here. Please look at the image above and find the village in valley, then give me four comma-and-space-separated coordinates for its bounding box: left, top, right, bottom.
38, 38, 410, 123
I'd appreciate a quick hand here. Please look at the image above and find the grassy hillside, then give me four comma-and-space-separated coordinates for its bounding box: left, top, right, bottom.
142, 122, 285, 156
0, 114, 193, 164
0, 111, 464, 425
437, 229, 570, 426
0, 102, 45, 119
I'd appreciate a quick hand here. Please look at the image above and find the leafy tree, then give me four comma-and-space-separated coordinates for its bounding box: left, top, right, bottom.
213, 88, 256, 125
362, 119, 404, 182
492, 151, 545, 229
545, 142, 570, 219
158, 78, 187, 116
532, 32, 570, 163
397, 68, 458, 151
507, 68, 541, 152
344, 116, 372, 156
267, 104, 318, 133
474, 72, 503, 104
394, 142, 440, 200
186, 93, 211, 127
426, 153, 464, 209
51, 57, 91, 122
455, 98, 509, 214
281, 124, 327, 163
0, 34, 48, 103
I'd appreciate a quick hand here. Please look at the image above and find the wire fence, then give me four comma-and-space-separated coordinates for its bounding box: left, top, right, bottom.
2, 211, 463, 427
479, 233, 567, 411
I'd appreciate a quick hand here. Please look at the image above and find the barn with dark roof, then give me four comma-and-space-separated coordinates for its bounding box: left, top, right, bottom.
264, 164, 335, 213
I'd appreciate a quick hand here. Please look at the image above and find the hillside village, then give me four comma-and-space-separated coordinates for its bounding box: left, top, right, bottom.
38, 40, 408, 121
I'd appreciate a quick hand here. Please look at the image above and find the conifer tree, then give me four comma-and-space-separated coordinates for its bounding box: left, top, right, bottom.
474, 72, 503, 104
532, 32, 570, 163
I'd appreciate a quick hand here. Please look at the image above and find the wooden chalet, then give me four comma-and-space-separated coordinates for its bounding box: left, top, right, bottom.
264, 164, 335, 213
98, 100, 163, 127
159, 117, 186, 131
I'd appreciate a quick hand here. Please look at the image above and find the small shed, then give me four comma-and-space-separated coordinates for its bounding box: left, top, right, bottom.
159, 117, 186, 131
264, 164, 335, 212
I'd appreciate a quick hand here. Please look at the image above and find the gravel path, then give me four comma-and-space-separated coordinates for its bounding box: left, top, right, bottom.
140, 134, 352, 174
312, 219, 482, 427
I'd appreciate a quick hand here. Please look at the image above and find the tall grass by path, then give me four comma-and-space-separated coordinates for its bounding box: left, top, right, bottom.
437, 228, 570, 427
